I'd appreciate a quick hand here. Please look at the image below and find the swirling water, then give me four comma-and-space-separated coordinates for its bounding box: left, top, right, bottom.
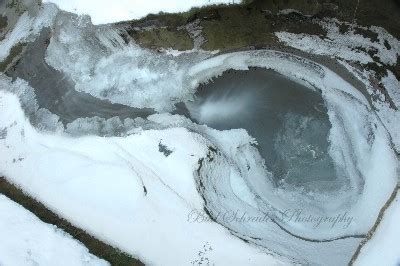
186, 68, 338, 192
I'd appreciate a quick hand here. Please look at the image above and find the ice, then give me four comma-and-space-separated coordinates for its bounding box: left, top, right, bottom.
0, 75, 64, 132
45, 12, 210, 112
182, 50, 398, 264
5, 43, 399, 264
0, 195, 109, 266
275, 18, 400, 154
338, 60, 400, 152
0, 3, 58, 61
65, 116, 138, 137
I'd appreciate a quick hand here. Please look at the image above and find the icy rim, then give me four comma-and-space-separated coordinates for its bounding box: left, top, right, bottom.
0, 2, 399, 266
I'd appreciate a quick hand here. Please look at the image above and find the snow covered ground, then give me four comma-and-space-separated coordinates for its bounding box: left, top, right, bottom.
1, 46, 398, 263
0, 194, 108, 266
355, 190, 400, 266
42, 0, 235, 24
0, 90, 288, 265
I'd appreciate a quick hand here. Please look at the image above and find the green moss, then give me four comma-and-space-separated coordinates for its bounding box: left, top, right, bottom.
200, 6, 276, 50
128, 4, 237, 28
122, 0, 327, 52
133, 28, 193, 50
120, 0, 400, 52
135, 13, 186, 28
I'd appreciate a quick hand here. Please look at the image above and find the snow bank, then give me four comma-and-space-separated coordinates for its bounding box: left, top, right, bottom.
0, 90, 287, 266
355, 190, 400, 266
42, 0, 234, 25
0, 195, 108, 266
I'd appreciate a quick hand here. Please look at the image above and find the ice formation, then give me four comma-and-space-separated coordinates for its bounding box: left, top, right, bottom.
275, 18, 400, 153
0, 2, 399, 265
0, 3, 58, 61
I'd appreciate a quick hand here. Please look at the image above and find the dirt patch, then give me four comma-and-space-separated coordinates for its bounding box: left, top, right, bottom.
0, 15, 7, 31
0, 42, 25, 72
131, 27, 193, 50
354, 27, 379, 42
0, 177, 144, 266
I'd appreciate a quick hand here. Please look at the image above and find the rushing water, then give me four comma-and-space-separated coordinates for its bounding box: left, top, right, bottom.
186, 68, 339, 192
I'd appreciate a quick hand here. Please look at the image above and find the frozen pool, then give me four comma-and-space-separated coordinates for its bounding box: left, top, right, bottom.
186, 68, 339, 192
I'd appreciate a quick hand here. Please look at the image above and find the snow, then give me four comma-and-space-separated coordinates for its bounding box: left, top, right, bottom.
336, 60, 400, 153
4, 39, 399, 264
1, 4, 399, 264
276, 18, 400, 66
354, 190, 400, 266
382, 71, 400, 108
0, 194, 109, 266
181, 49, 398, 264
0, 90, 288, 266
148, 83, 397, 265
42, 0, 234, 25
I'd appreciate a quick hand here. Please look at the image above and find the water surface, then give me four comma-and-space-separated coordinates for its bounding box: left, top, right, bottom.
186, 68, 338, 192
